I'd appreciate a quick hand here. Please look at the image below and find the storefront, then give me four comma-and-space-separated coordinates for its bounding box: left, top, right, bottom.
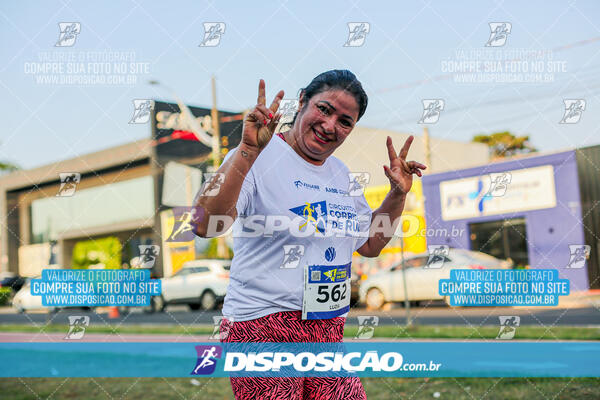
422, 147, 600, 292
0, 100, 242, 278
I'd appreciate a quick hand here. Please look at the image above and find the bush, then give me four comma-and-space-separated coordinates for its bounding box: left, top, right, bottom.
0, 287, 13, 306
72, 237, 122, 269
203, 238, 233, 259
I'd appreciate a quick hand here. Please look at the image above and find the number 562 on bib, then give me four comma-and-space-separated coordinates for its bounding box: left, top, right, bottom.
302, 262, 351, 320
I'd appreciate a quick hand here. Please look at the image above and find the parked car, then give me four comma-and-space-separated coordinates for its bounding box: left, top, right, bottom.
0, 272, 26, 293
151, 259, 231, 312
359, 249, 512, 309
350, 273, 360, 307
12, 278, 57, 313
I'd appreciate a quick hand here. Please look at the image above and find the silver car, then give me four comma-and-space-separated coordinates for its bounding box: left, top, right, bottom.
359, 249, 512, 309
152, 259, 231, 312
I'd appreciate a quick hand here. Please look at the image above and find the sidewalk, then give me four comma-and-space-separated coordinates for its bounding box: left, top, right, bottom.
2, 332, 594, 343
545, 289, 600, 309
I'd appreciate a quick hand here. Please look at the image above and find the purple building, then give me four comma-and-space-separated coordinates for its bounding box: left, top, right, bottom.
422, 146, 600, 292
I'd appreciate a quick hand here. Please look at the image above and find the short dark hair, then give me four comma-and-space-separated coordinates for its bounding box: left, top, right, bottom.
287, 69, 368, 128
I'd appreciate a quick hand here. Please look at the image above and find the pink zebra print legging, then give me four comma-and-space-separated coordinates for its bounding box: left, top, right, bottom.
220, 310, 367, 399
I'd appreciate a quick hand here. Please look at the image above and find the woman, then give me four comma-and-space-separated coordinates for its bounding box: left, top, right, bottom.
193, 70, 426, 399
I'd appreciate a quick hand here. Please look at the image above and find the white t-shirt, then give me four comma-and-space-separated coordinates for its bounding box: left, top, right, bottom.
221, 135, 373, 321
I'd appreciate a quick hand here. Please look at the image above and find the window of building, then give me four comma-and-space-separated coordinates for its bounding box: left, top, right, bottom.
30, 176, 154, 243
469, 218, 529, 267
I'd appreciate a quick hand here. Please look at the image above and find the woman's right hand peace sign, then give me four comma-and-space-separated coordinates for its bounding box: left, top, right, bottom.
242, 79, 285, 151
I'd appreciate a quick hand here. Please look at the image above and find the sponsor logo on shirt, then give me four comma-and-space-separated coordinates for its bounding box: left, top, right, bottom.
325, 187, 349, 195
291, 180, 352, 196
289, 201, 328, 234
289, 201, 361, 236
293, 180, 320, 191
325, 247, 336, 262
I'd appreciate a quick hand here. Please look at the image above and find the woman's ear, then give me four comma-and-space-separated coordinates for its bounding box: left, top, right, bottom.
298, 90, 306, 110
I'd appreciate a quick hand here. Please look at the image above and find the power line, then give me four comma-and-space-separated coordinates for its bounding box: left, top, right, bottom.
374, 36, 600, 94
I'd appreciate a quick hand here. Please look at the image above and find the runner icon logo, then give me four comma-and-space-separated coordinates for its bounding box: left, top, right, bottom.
281, 245, 305, 269
199, 23, 225, 47
565, 244, 591, 269
560, 99, 586, 124
496, 316, 520, 339
487, 172, 512, 197
202, 172, 225, 196
191, 345, 222, 375
425, 245, 449, 269
129, 99, 154, 124
279, 99, 299, 124
56, 173, 81, 197
210, 316, 233, 340
138, 245, 160, 268
55, 22, 81, 47
355, 316, 379, 340
485, 22, 512, 47
348, 172, 370, 196
64, 315, 90, 340
344, 22, 370, 47
167, 207, 203, 242
418, 99, 445, 124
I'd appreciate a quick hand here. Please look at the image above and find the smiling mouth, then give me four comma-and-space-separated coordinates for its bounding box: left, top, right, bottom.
312, 127, 334, 144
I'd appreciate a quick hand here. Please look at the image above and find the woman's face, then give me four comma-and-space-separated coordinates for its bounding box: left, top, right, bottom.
291, 89, 360, 163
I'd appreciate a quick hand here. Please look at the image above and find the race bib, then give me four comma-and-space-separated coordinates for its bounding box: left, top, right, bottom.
302, 262, 351, 320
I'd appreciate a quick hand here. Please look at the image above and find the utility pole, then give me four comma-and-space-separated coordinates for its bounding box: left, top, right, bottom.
211, 76, 221, 170
423, 126, 431, 173
400, 225, 412, 327
211, 75, 228, 259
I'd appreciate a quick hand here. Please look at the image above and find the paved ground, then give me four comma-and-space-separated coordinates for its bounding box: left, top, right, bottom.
1, 303, 598, 326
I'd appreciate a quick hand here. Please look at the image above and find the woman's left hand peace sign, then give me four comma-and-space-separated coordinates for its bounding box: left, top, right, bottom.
383, 135, 427, 195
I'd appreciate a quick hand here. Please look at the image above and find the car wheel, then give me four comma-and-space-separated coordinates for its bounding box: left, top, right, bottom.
147, 295, 165, 313
443, 296, 458, 308
200, 290, 217, 311
366, 288, 385, 310
117, 306, 130, 315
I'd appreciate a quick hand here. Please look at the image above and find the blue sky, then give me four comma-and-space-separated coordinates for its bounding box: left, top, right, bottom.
1, 0, 600, 169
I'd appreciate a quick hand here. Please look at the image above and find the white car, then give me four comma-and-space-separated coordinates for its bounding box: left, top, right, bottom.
12, 278, 57, 313
359, 249, 512, 309
154, 259, 231, 312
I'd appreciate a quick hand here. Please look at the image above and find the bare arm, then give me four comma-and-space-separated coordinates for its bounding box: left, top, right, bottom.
192, 79, 284, 237
357, 135, 426, 257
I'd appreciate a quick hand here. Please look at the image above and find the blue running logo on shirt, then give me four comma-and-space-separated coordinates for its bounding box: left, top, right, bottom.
289, 201, 328, 233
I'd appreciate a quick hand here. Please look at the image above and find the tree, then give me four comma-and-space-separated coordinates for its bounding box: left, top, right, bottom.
0, 161, 18, 172
0, 142, 19, 173
472, 131, 537, 159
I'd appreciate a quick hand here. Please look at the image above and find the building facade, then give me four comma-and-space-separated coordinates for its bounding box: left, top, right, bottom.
0, 100, 242, 278
422, 147, 600, 292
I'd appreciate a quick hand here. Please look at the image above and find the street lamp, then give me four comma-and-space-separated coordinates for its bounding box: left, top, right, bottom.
147, 80, 214, 147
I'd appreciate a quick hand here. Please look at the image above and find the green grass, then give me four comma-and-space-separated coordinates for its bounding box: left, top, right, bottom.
1, 323, 599, 340
0, 377, 598, 400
